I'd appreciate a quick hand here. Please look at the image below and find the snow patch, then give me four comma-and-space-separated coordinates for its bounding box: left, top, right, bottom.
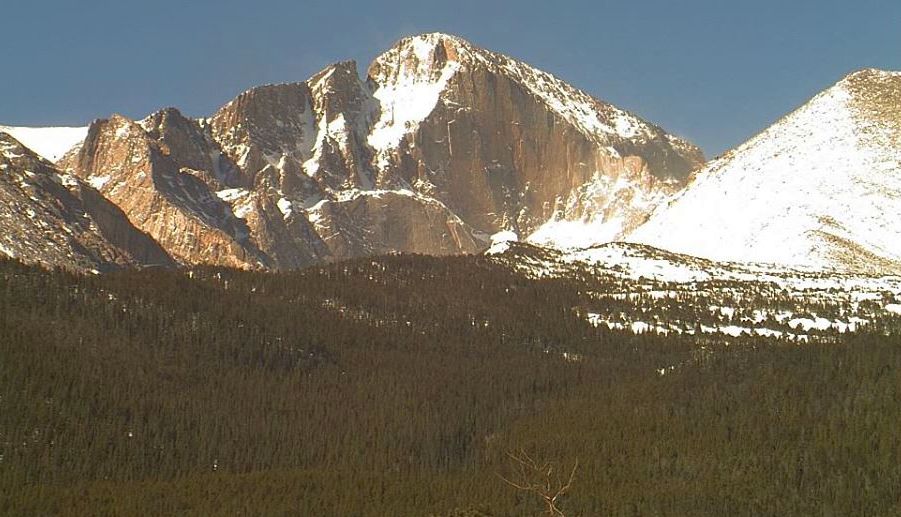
368, 40, 461, 154
87, 175, 111, 190
216, 188, 250, 203
0, 125, 88, 161
529, 218, 624, 250
57, 173, 79, 187
486, 230, 518, 255
115, 124, 131, 139
216, 188, 254, 219
885, 303, 901, 315
277, 197, 293, 219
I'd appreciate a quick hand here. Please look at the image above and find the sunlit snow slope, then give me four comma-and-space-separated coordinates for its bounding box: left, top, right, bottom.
629, 69, 901, 274
0, 126, 88, 162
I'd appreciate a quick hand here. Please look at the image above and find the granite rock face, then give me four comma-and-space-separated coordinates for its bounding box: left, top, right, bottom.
366, 34, 704, 243
61, 113, 267, 268
56, 33, 703, 269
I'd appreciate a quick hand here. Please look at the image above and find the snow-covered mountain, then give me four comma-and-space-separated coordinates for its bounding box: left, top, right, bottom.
629, 69, 901, 274
49, 32, 702, 269
6, 39, 901, 279
0, 125, 88, 162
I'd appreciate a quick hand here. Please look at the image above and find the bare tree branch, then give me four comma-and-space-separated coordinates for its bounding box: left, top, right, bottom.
497, 449, 579, 516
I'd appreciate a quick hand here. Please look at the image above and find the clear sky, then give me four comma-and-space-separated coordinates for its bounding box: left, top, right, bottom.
2, 0, 899, 156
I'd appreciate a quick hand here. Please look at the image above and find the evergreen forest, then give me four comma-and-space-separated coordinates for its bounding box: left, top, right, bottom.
1, 255, 900, 516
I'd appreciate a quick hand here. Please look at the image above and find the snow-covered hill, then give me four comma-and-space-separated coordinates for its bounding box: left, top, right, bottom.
628, 69, 901, 273
0, 125, 87, 162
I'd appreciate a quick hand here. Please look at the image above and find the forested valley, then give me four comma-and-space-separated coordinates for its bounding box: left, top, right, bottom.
2, 255, 900, 516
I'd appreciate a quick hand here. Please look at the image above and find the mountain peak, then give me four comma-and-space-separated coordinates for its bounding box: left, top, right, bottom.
410, 31, 469, 41
630, 67, 901, 273
834, 67, 901, 139
367, 32, 471, 82
830, 68, 901, 104
309, 60, 360, 85
39, 33, 704, 270
841, 67, 901, 83
144, 106, 188, 120
394, 32, 475, 52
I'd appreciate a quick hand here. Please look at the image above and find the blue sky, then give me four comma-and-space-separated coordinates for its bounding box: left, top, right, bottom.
2, 0, 899, 156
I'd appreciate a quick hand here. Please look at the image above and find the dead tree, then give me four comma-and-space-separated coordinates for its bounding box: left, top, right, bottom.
498, 449, 579, 516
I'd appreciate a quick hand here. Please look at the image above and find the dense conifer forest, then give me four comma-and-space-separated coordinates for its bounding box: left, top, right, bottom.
1, 255, 900, 515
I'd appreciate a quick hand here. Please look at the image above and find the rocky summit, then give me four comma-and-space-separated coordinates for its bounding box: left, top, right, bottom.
20, 32, 701, 271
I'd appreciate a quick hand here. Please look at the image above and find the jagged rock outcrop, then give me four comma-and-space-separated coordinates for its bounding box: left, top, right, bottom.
0, 131, 172, 271
60, 113, 268, 268
629, 68, 901, 273
55, 33, 703, 269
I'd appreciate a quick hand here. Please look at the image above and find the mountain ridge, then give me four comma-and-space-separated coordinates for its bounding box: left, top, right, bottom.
628, 67, 901, 274
34, 32, 700, 270
0, 131, 173, 270
3, 35, 898, 275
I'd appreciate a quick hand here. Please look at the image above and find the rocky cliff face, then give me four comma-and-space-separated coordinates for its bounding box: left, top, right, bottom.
0, 131, 172, 271
366, 34, 704, 245
61, 113, 268, 268
56, 32, 702, 269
